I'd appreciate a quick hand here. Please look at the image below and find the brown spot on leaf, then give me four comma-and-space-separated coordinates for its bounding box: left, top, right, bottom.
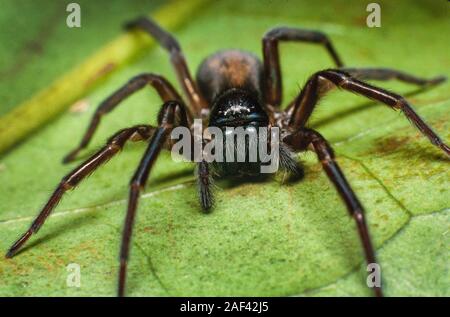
373, 136, 410, 155
408, 95, 450, 106
352, 15, 368, 27
143, 226, 158, 235
430, 117, 449, 132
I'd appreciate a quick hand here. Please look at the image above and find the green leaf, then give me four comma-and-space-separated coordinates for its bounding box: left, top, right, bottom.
0, 0, 448, 296
0, 0, 208, 154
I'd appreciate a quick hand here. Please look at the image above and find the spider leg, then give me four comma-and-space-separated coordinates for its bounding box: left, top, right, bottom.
287, 69, 449, 156
5, 125, 155, 259
339, 67, 446, 86
197, 160, 214, 211
284, 128, 383, 297
63, 73, 185, 163
125, 17, 207, 113
284, 67, 446, 114
262, 27, 343, 107
118, 100, 188, 297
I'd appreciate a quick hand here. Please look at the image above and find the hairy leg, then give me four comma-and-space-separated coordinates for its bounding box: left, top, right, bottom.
64, 73, 185, 163
287, 69, 449, 156
262, 27, 343, 107
118, 101, 189, 296
197, 160, 214, 211
126, 17, 207, 113
5, 125, 154, 258
284, 128, 382, 297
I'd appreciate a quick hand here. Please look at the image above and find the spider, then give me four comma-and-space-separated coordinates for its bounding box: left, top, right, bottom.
5, 17, 448, 297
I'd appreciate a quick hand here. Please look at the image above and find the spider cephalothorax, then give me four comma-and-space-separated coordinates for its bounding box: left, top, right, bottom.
5, 16, 448, 297
207, 87, 275, 177
209, 88, 268, 127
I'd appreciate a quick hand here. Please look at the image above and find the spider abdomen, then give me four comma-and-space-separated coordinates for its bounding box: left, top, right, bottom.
196, 49, 264, 102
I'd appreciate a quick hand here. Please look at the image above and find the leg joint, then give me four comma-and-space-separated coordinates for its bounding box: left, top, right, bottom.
394, 97, 408, 110
129, 180, 143, 192
60, 180, 74, 191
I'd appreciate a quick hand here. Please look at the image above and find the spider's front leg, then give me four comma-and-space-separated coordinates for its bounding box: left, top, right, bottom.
63, 73, 184, 163
287, 69, 449, 156
5, 125, 155, 258
262, 27, 344, 108
118, 100, 189, 297
284, 128, 383, 297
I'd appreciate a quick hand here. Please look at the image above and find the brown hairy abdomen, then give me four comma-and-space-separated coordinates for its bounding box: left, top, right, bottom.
196, 50, 264, 102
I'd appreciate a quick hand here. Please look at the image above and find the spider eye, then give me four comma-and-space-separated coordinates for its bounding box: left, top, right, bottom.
209, 88, 268, 127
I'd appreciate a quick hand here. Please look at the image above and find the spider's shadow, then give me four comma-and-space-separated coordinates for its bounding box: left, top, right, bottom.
12, 169, 197, 258
12, 215, 93, 257
217, 174, 272, 190
311, 86, 435, 128
216, 169, 305, 190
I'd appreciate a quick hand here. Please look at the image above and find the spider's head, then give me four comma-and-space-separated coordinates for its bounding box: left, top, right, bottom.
208, 88, 268, 128
207, 88, 273, 177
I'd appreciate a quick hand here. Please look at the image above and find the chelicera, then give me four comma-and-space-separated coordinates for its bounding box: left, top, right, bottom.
5, 17, 448, 297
